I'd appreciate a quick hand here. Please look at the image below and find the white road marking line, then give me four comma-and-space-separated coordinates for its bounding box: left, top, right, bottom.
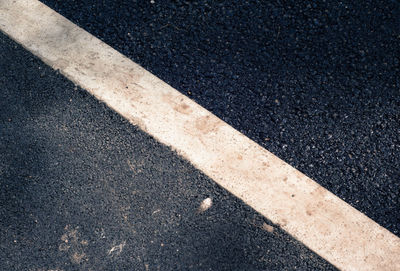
0, 1, 399, 270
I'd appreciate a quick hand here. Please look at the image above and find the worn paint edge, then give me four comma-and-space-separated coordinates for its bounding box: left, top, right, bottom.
0, 1, 399, 270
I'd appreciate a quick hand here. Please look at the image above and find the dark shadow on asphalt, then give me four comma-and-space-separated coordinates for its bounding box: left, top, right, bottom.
0, 32, 336, 270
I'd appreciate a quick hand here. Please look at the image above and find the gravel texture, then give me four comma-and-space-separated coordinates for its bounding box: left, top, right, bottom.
39, 0, 400, 235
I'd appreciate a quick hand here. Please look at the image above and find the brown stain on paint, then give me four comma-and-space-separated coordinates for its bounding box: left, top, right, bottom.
279, 218, 288, 227
174, 102, 193, 115
53, 58, 70, 70
311, 186, 327, 197
162, 93, 193, 115
295, 171, 304, 180
195, 115, 221, 134
87, 51, 99, 60
303, 186, 349, 239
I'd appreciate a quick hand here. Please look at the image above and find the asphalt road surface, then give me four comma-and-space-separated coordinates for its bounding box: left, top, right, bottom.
39, 0, 400, 235
1, 0, 399, 270
0, 32, 336, 270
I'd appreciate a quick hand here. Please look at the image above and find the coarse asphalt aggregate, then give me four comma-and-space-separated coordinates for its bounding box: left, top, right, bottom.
39, 0, 400, 235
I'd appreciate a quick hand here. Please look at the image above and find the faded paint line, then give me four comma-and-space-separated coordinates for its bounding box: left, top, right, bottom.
0, 1, 399, 270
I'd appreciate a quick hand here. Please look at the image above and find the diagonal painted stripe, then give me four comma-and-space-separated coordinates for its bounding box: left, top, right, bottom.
0, 1, 399, 270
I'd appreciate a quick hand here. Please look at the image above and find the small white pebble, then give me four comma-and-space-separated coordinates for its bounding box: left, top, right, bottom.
198, 197, 212, 213
150, 0, 155, 4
